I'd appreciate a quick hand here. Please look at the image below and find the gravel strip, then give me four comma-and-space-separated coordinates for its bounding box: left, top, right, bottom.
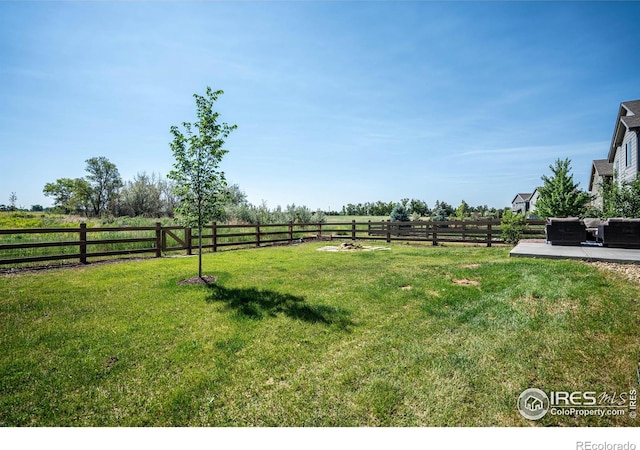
588, 261, 640, 284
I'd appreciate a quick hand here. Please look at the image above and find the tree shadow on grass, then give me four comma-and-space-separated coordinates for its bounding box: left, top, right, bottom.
206, 284, 354, 330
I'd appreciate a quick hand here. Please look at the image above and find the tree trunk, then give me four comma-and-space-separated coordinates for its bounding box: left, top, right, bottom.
198, 224, 203, 278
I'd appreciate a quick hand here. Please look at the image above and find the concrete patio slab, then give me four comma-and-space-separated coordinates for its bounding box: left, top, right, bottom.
509, 242, 640, 264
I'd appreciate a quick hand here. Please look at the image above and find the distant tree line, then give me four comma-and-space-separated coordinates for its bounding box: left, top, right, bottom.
41, 157, 179, 218
34, 156, 327, 224
339, 198, 503, 221
2, 156, 502, 223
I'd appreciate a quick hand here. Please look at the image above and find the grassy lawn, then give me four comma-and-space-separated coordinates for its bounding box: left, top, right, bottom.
0, 242, 638, 426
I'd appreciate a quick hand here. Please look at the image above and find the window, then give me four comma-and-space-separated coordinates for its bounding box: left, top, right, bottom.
626, 140, 632, 167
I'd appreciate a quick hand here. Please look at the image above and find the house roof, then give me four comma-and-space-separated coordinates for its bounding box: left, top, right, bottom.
622, 99, 640, 115
589, 159, 614, 191
608, 100, 640, 162
511, 193, 532, 204
594, 159, 614, 176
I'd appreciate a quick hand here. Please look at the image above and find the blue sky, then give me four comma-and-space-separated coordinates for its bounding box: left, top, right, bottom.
1, 1, 639, 212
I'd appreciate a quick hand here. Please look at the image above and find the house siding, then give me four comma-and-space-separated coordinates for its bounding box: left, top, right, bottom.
529, 190, 540, 218
614, 130, 638, 185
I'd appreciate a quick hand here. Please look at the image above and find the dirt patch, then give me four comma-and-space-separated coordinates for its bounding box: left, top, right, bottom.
517, 295, 580, 317
105, 356, 119, 370
317, 243, 391, 252
399, 285, 412, 290
452, 278, 480, 288
178, 275, 218, 286
0, 257, 151, 276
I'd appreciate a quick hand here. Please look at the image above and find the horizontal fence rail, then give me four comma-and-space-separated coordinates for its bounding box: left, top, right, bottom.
0, 219, 546, 267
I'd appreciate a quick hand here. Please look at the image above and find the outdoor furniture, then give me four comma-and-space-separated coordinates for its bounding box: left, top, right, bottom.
598, 218, 640, 248
583, 218, 607, 243
545, 217, 586, 246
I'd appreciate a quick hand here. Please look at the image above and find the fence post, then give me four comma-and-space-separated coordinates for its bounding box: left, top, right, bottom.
288, 221, 293, 243
432, 222, 438, 246
351, 220, 356, 241
256, 223, 261, 247
318, 221, 322, 238
386, 221, 391, 243
486, 222, 492, 247
155, 222, 162, 257
79, 223, 87, 264
212, 222, 217, 253
186, 227, 192, 255
368, 220, 371, 236
461, 222, 466, 243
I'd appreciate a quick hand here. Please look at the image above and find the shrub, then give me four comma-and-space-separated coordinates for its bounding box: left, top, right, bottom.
389, 205, 409, 222
501, 210, 526, 244
432, 206, 448, 222
534, 158, 591, 218
597, 175, 640, 218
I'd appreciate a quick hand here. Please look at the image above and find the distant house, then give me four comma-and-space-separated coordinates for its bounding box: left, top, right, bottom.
588, 159, 614, 208
511, 193, 532, 215
607, 100, 640, 186
529, 188, 541, 217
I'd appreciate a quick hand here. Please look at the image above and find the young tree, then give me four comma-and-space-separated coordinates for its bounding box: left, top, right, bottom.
168, 87, 237, 280
432, 206, 448, 222
454, 200, 470, 220
8, 192, 17, 211
85, 157, 123, 217
389, 204, 410, 222
533, 158, 592, 219
501, 209, 526, 244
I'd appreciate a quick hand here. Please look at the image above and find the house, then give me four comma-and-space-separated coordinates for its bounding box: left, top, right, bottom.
588, 159, 614, 208
607, 100, 640, 186
512, 193, 532, 215
529, 188, 540, 217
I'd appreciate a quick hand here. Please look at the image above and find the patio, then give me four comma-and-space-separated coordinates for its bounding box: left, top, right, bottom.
509, 241, 640, 264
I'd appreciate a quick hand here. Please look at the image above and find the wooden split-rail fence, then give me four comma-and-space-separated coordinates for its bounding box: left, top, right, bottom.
0, 219, 546, 267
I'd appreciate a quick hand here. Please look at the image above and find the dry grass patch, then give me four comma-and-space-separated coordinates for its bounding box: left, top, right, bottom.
452, 278, 480, 288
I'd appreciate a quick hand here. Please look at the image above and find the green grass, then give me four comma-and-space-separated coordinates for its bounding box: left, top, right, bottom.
1, 243, 638, 426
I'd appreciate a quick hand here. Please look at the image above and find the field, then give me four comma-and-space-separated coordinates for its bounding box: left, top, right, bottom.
325, 215, 390, 223
1, 242, 638, 426
2, 212, 538, 269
